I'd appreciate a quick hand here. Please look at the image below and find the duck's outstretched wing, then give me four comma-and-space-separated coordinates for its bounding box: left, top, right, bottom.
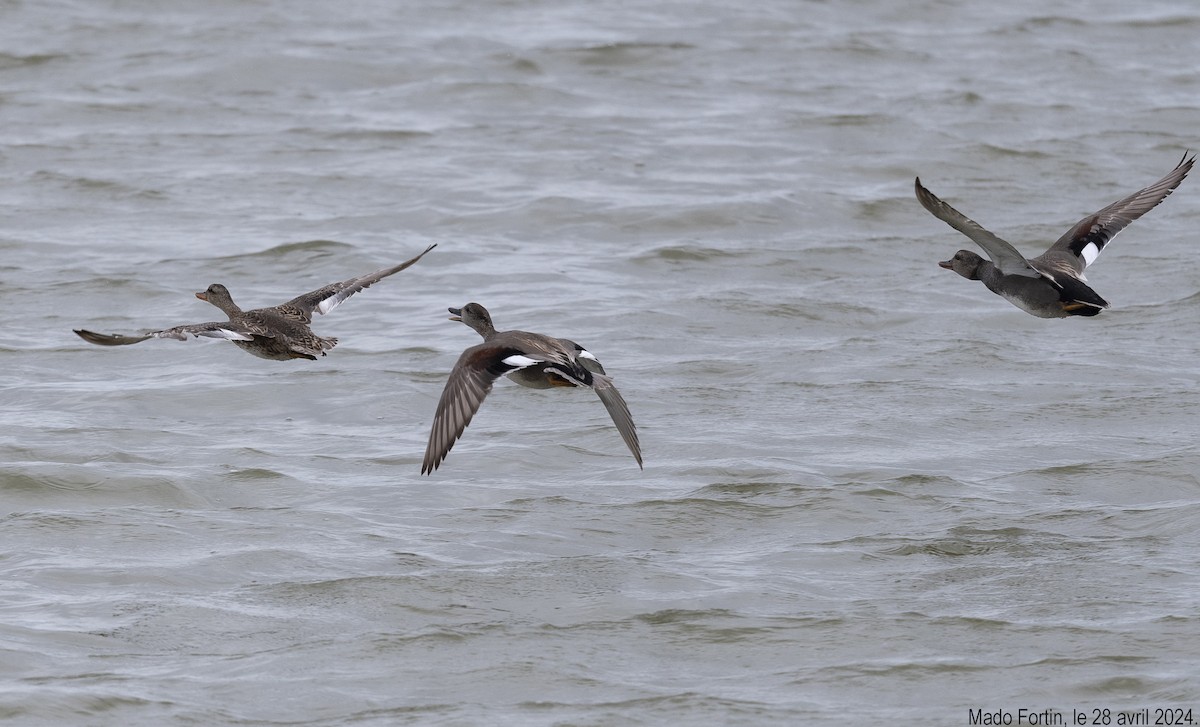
1039, 153, 1194, 276
421, 343, 536, 475
74, 322, 257, 346
590, 373, 642, 469
276, 243, 436, 323
915, 177, 1041, 279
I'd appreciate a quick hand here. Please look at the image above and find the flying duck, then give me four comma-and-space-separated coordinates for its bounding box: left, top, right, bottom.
421, 303, 642, 474
916, 153, 1193, 317
74, 244, 436, 360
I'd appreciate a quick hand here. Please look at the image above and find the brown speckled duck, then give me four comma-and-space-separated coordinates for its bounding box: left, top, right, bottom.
421, 302, 642, 474
74, 244, 435, 360
916, 154, 1193, 317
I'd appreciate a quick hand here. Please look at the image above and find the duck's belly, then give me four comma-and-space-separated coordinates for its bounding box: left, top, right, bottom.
234, 338, 315, 361
998, 290, 1068, 318
506, 368, 574, 389
984, 274, 1069, 319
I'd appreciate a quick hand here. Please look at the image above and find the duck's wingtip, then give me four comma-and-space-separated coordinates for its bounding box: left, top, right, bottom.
420, 453, 443, 476
914, 176, 932, 198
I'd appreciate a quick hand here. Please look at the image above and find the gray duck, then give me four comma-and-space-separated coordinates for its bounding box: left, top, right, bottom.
916, 154, 1193, 317
74, 244, 435, 360
422, 302, 642, 474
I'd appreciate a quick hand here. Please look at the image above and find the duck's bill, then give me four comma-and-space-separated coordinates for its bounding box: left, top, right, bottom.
447, 306, 462, 321
938, 260, 953, 269
195, 291, 209, 300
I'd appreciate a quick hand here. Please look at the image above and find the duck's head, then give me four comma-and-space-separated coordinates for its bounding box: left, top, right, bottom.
196, 283, 240, 314
448, 302, 495, 338
939, 250, 985, 280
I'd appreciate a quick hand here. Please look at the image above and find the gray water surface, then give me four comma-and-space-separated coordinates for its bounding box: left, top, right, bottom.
2, 1, 1199, 725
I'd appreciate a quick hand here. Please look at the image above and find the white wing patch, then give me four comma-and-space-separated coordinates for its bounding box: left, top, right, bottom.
1080, 241, 1101, 267
577, 349, 598, 361
206, 328, 254, 341
501, 354, 541, 368
316, 295, 341, 315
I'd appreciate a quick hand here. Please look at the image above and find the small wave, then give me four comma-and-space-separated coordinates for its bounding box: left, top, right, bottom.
0, 52, 65, 69
553, 41, 696, 67
640, 245, 741, 262
882, 540, 998, 557
318, 129, 434, 142
210, 239, 356, 261
29, 171, 165, 200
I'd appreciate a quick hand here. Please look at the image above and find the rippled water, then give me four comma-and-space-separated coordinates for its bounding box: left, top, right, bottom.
3, 1, 1200, 724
